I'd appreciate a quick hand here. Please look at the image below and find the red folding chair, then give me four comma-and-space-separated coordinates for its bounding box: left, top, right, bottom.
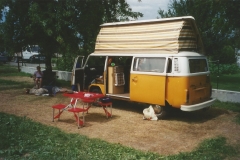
68, 97, 94, 129
81, 98, 96, 114
52, 98, 78, 122
68, 107, 87, 129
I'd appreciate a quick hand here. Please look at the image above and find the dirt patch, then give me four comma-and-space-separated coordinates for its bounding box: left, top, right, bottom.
0, 76, 240, 155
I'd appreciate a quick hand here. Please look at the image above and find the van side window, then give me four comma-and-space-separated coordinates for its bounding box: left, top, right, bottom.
133, 57, 166, 73
167, 58, 172, 73
189, 59, 208, 73
76, 58, 82, 68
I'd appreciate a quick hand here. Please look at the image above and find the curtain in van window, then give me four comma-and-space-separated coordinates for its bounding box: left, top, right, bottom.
133, 57, 166, 73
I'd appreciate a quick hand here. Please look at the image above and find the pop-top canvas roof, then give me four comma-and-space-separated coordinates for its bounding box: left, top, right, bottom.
94, 16, 205, 54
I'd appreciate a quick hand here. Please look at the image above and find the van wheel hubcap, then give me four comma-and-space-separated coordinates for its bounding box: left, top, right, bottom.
152, 105, 167, 119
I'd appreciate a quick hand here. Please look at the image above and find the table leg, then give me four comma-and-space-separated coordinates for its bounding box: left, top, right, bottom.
73, 112, 84, 128
54, 110, 63, 119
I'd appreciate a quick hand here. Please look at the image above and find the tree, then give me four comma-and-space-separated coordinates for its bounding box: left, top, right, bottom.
220, 0, 240, 50
73, 0, 143, 55
0, 0, 143, 72
158, 0, 239, 64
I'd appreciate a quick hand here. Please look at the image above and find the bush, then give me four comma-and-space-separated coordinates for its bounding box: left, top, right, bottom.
209, 63, 240, 74
56, 57, 75, 71
220, 45, 237, 64
51, 58, 57, 64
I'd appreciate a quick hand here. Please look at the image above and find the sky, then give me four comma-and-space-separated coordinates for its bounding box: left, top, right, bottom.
0, 1, 170, 22
126, 0, 170, 20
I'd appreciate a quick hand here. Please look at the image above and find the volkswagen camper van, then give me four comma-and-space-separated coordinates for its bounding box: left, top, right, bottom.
72, 16, 216, 118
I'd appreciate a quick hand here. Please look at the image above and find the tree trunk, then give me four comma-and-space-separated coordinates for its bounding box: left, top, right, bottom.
45, 53, 52, 73
42, 53, 57, 86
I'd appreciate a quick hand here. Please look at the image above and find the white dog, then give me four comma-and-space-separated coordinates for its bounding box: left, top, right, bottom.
143, 105, 158, 121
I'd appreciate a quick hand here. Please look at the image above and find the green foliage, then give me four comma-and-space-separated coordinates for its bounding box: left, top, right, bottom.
211, 72, 240, 91
209, 63, 240, 74
210, 45, 237, 64
51, 58, 57, 64
1, 0, 143, 72
218, 45, 237, 64
56, 57, 75, 72
0, 112, 239, 160
158, 0, 240, 63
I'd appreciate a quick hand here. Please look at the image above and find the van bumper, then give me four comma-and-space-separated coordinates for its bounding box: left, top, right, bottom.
180, 98, 216, 111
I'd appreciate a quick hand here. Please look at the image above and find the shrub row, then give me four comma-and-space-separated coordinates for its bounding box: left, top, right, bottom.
209, 63, 240, 74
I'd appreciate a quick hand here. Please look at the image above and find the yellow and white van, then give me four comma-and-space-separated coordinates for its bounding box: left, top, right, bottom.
72, 16, 216, 118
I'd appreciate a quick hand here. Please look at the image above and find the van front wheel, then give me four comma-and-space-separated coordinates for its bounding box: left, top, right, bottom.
152, 105, 167, 119
89, 87, 102, 94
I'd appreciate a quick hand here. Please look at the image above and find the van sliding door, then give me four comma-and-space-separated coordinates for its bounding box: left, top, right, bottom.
130, 57, 166, 105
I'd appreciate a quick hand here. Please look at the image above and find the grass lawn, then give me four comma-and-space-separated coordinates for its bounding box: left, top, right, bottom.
0, 112, 238, 160
0, 64, 240, 159
211, 73, 240, 92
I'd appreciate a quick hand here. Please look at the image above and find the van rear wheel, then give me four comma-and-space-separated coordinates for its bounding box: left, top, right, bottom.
152, 105, 167, 119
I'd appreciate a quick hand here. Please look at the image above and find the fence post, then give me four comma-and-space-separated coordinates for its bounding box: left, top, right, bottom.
217, 60, 219, 89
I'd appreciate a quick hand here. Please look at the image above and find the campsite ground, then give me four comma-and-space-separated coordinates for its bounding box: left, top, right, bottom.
0, 76, 240, 155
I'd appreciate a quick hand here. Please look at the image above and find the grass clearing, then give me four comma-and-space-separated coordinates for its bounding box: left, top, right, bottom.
213, 100, 240, 113
212, 100, 240, 124
0, 64, 240, 159
0, 64, 30, 77
0, 64, 71, 88
0, 79, 33, 91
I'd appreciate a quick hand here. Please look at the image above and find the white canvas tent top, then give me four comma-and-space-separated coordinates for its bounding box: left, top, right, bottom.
94, 16, 205, 54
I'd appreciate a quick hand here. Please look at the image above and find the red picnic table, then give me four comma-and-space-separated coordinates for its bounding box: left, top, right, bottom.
52, 91, 112, 128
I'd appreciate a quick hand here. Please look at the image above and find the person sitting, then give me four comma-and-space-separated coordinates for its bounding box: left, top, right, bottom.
33, 66, 43, 88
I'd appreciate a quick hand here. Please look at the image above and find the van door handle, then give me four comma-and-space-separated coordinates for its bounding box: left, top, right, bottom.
132, 77, 138, 82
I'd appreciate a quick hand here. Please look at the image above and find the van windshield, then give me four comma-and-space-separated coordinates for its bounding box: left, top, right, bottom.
189, 59, 208, 73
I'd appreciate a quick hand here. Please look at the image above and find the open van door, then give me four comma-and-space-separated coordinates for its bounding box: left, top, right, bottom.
130, 57, 167, 105
72, 56, 85, 91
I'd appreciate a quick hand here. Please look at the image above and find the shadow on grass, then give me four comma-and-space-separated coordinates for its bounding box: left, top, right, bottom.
166, 107, 229, 123
110, 99, 229, 124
